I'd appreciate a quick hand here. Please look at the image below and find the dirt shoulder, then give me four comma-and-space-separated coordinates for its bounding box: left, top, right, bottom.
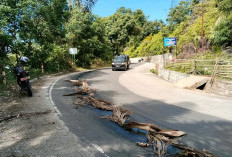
0, 73, 93, 157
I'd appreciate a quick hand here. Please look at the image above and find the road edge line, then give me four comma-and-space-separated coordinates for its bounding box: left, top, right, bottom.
48, 68, 110, 116
49, 77, 63, 116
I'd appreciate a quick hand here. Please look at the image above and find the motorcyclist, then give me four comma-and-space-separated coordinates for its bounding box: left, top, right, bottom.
13, 56, 29, 86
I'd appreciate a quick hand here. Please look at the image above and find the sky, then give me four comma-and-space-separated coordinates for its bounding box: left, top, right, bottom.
92, 0, 180, 21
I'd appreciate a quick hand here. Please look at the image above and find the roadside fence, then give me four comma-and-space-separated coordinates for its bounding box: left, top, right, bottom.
165, 59, 232, 80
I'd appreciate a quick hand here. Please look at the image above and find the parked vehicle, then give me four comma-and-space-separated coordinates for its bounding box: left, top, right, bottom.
13, 57, 32, 97
112, 54, 131, 71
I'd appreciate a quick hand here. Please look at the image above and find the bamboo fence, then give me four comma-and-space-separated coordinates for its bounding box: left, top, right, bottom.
165, 59, 232, 80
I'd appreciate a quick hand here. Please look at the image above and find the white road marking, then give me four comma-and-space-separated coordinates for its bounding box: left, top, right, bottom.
49, 78, 63, 116
82, 137, 110, 157
91, 144, 104, 153
49, 71, 110, 157
48, 71, 92, 117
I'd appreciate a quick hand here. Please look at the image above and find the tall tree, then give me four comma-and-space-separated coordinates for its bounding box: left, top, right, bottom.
213, 0, 232, 46
166, 1, 191, 32
19, 0, 69, 68
66, 7, 111, 67
68, 0, 97, 11
103, 7, 142, 54
216, 0, 232, 14
0, 0, 25, 63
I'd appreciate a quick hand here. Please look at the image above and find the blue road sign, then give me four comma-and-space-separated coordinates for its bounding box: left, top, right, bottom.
164, 37, 177, 46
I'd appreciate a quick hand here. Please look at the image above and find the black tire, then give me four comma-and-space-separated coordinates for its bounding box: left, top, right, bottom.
112, 68, 115, 71
26, 81, 33, 97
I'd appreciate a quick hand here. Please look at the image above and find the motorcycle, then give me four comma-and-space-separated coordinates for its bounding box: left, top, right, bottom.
13, 66, 33, 97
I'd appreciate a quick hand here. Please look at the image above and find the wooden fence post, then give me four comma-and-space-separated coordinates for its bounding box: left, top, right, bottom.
194, 60, 197, 74
209, 59, 219, 88
41, 62, 44, 75
57, 62, 60, 72
2, 69, 6, 85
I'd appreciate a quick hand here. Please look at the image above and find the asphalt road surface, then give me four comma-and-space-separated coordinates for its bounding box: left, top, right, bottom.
51, 63, 232, 157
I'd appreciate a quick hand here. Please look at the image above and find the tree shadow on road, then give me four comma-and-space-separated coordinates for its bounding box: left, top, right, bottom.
71, 68, 232, 157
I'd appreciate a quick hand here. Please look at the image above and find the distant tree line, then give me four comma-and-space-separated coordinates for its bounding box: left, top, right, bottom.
1, 0, 231, 83
124, 0, 232, 58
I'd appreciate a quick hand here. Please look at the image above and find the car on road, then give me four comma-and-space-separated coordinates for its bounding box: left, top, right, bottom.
112, 54, 130, 71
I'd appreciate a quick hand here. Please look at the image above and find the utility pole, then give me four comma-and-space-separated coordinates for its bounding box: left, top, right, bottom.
201, 0, 205, 52
171, 0, 176, 8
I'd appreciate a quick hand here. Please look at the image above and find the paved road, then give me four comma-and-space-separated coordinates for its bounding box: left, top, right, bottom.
51, 63, 232, 157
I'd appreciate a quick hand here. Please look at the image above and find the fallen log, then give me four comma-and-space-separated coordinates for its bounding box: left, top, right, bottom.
94, 98, 114, 106
77, 95, 86, 100
82, 81, 89, 89
124, 121, 163, 132
152, 135, 168, 157
73, 99, 87, 106
64, 79, 85, 86
65, 80, 215, 157
158, 130, 186, 138
105, 107, 132, 126
63, 91, 90, 96
147, 132, 216, 157
63, 88, 95, 96
87, 96, 114, 111
136, 142, 151, 147
171, 143, 216, 157
147, 133, 176, 157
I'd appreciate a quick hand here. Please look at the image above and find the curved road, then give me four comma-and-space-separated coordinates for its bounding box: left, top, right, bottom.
51, 63, 232, 157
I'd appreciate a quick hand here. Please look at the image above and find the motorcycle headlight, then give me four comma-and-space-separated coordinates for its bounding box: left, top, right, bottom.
112, 63, 115, 65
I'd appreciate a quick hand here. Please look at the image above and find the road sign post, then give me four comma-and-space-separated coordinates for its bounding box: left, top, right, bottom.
164, 37, 177, 58
69, 48, 78, 65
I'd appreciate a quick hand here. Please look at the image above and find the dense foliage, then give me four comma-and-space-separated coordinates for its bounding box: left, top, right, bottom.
0, 0, 105, 71
66, 7, 112, 67
0, 0, 103, 86
125, 0, 232, 58
102, 7, 164, 55
1, 0, 232, 86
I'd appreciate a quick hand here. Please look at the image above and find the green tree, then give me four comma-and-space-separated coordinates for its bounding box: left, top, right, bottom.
0, 0, 25, 62
20, 0, 69, 69
104, 8, 135, 54
66, 7, 111, 67
104, 7, 154, 55
142, 20, 164, 39
68, 0, 97, 11
166, 1, 191, 32
0, 0, 70, 68
0, 31, 11, 70
213, 0, 232, 46
216, 0, 232, 14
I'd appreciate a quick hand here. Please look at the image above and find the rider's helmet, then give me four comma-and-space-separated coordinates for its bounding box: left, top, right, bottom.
20, 56, 29, 63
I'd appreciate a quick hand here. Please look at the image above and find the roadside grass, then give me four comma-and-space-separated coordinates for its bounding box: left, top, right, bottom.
0, 84, 11, 97
166, 64, 193, 74
90, 62, 111, 69
0, 64, 103, 98
166, 51, 232, 81
0, 67, 67, 98
150, 68, 158, 75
